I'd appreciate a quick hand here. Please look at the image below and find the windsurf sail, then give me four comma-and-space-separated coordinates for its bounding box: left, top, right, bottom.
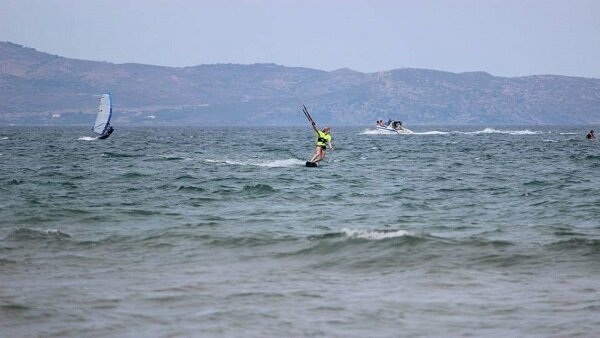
93, 93, 112, 135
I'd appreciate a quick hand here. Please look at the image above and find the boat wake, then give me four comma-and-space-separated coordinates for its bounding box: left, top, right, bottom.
413, 131, 450, 135
78, 136, 98, 141
463, 128, 541, 135
362, 129, 396, 135
362, 128, 542, 136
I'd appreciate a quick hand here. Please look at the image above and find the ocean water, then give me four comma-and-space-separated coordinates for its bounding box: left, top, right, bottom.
1, 125, 599, 337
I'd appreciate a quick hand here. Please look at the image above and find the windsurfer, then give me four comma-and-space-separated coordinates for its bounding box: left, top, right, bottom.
99, 125, 114, 139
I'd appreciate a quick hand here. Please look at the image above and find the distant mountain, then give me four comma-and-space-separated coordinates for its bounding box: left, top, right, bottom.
1, 41, 599, 126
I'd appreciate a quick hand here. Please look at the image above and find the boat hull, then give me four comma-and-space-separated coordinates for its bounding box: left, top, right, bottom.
376, 126, 414, 134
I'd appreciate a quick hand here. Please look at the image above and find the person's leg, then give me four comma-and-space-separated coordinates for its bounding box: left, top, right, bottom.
316, 150, 326, 162
310, 147, 321, 162
313, 147, 326, 162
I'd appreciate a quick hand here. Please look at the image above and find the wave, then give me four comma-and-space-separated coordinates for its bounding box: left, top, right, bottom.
4, 228, 72, 241
242, 183, 276, 195
102, 152, 146, 158
176, 185, 206, 192
340, 228, 414, 240
120, 172, 150, 178
546, 238, 600, 255
156, 155, 188, 161
175, 174, 197, 180
304, 228, 427, 246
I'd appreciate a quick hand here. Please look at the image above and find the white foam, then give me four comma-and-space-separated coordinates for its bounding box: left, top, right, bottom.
17, 228, 71, 238
414, 131, 449, 135
205, 158, 305, 168
364, 128, 545, 136
262, 159, 306, 167
1, 137, 8, 140
464, 128, 540, 135
361, 129, 394, 135
341, 228, 411, 240
78, 136, 97, 141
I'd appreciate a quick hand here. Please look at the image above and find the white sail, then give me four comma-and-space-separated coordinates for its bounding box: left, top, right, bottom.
93, 93, 112, 135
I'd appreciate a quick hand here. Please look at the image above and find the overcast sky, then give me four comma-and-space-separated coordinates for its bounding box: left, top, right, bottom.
2, 0, 599, 78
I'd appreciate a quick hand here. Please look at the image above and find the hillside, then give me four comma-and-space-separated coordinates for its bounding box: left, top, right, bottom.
1, 41, 599, 126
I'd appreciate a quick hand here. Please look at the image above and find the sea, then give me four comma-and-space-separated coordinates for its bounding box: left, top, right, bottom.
1, 125, 599, 337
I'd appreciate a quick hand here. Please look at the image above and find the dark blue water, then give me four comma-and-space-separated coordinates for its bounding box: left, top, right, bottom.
1, 126, 599, 337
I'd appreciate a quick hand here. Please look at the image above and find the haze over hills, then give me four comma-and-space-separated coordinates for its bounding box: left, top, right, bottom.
1, 41, 599, 126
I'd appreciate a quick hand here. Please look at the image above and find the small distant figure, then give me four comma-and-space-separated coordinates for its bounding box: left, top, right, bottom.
586, 130, 595, 139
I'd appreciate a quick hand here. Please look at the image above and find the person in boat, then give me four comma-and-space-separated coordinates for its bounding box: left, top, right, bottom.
309, 126, 334, 163
99, 125, 114, 139
586, 130, 595, 139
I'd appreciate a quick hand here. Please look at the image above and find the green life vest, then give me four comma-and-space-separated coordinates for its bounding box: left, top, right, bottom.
316, 130, 331, 146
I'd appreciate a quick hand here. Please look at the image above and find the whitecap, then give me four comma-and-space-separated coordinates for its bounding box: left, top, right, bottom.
9, 228, 72, 240
341, 228, 411, 240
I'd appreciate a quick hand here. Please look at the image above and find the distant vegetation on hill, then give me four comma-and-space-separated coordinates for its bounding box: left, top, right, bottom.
1, 41, 599, 126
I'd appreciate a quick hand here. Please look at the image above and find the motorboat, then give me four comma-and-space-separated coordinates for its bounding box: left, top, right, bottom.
376, 120, 413, 134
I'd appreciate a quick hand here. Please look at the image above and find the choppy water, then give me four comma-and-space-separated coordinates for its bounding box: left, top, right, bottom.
1, 126, 599, 337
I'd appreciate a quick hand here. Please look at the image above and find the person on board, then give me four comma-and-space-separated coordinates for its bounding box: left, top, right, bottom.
309, 126, 334, 163
586, 130, 596, 139
99, 125, 114, 139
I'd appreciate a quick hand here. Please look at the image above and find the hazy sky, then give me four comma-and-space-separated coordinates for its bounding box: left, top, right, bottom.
2, 0, 599, 78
